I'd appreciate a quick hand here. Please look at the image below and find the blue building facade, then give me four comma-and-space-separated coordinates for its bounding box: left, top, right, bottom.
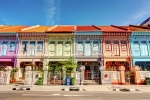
74, 26, 102, 76
130, 31, 150, 71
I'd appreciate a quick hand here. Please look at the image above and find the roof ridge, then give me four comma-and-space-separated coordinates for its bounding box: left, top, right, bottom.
21, 25, 40, 31
92, 25, 101, 30
129, 24, 150, 29
111, 25, 129, 31
46, 25, 58, 32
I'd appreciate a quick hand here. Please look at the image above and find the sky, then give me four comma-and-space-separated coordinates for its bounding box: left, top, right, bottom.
0, 0, 150, 26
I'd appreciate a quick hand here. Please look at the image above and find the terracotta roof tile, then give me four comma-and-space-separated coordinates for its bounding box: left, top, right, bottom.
20, 26, 51, 32
76, 25, 101, 31
98, 26, 129, 32
46, 25, 74, 33
0, 26, 13, 29
121, 25, 150, 31
0, 26, 29, 32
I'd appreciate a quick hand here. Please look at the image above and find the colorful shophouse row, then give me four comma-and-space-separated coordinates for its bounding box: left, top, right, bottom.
0, 26, 28, 70
0, 25, 150, 81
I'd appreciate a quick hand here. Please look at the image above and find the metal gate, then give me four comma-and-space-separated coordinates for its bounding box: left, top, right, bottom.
47, 72, 63, 85
84, 71, 100, 85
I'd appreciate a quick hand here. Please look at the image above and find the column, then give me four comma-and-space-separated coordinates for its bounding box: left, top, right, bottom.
44, 39, 47, 56
71, 38, 73, 57
133, 66, 140, 85
80, 66, 85, 85
111, 40, 114, 56
118, 66, 125, 85
27, 41, 30, 56
35, 41, 37, 55
74, 38, 77, 57
75, 39, 78, 56
55, 40, 57, 56
129, 40, 134, 56
43, 67, 48, 84
7, 41, 10, 56
91, 40, 93, 56
24, 66, 32, 85
146, 40, 150, 56
83, 40, 85, 56
127, 39, 130, 56
17, 61, 22, 79
14, 59, 19, 81
99, 39, 101, 56
63, 40, 65, 56
62, 68, 67, 85
5, 66, 12, 84
18, 41, 21, 56
119, 40, 121, 55
99, 66, 105, 85
139, 40, 141, 56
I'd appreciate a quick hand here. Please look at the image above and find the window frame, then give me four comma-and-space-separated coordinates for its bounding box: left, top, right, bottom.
9, 41, 16, 51
121, 40, 127, 51
37, 41, 43, 52
105, 41, 111, 51
93, 41, 99, 51
22, 41, 28, 51
77, 41, 84, 51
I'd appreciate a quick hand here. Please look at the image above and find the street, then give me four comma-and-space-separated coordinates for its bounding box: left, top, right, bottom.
0, 91, 149, 100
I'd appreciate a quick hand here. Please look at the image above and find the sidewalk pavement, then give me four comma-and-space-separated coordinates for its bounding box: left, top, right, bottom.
0, 84, 150, 92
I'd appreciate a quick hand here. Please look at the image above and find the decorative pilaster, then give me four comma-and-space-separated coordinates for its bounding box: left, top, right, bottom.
111, 40, 114, 56
91, 40, 93, 56
35, 41, 37, 55
24, 66, 32, 85
139, 40, 141, 56
43, 67, 48, 84
80, 66, 85, 85
5, 66, 12, 84
118, 66, 125, 85
62, 68, 67, 85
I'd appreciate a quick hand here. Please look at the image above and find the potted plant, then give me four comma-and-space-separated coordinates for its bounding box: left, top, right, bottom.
0, 66, 5, 71
125, 71, 131, 84
10, 68, 19, 83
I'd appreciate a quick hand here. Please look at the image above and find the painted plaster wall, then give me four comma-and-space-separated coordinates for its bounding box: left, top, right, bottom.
130, 32, 150, 66
18, 40, 45, 57
75, 32, 102, 57
0, 36, 17, 57
103, 38, 130, 57
47, 34, 74, 59
0, 33, 17, 64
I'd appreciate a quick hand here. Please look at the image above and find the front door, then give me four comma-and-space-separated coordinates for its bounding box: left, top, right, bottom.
84, 66, 91, 80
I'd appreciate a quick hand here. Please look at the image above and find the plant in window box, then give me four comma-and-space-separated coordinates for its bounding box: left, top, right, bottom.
10, 68, 19, 83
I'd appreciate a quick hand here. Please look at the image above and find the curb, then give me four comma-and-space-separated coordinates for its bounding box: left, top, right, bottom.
12, 88, 30, 91
62, 87, 85, 91
113, 88, 139, 92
